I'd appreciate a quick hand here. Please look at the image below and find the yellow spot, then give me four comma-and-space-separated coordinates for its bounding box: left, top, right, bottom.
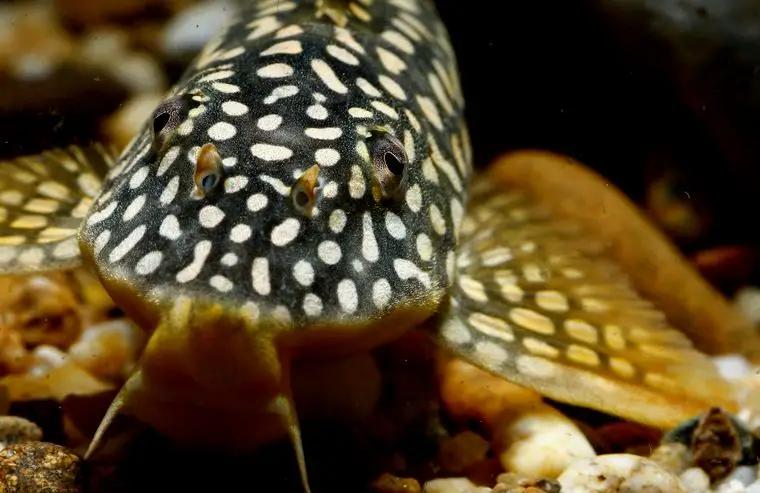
348, 2, 371, 21
644, 372, 679, 392
581, 298, 610, 313
71, 198, 93, 219
467, 312, 514, 342
515, 354, 557, 379
564, 319, 598, 344
39, 181, 71, 201
522, 337, 560, 358
535, 290, 569, 312
566, 344, 600, 367
473, 340, 509, 368
0, 236, 26, 246
10, 215, 47, 229
37, 227, 77, 243
11, 170, 37, 184
509, 308, 555, 335
561, 267, 584, 279
500, 284, 523, 304
458, 275, 487, 303
442, 317, 472, 345
23, 198, 60, 214
0, 190, 24, 205
604, 324, 626, 350
638, 343, 685, 361
18, 247, 44, 266
609, 357, 636, 378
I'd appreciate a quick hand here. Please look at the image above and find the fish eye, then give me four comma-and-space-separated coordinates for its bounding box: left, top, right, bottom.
194, 143, 224, 198
369, 129, 408, 198
152, 93, 201, 151
291, 164, 320, 217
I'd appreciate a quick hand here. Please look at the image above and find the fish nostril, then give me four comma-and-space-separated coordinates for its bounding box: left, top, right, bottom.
193, 143, 224, 198
291, 164, 321, 217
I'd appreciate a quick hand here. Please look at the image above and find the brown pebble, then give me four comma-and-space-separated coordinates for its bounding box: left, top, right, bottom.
0, 442, 83, 492
371, 472, 421, 493
438, 431, 490, 474
691, 407, 743, 481
491, 472, 561, 493
0, 417, 42, 448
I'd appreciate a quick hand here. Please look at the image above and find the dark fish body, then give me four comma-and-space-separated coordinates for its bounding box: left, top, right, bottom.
76, 0, 473, 465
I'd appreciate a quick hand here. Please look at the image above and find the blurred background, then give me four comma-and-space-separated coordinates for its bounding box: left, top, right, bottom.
1, 0, 760, 295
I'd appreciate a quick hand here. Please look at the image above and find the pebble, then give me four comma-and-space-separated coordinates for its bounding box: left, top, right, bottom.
162, 0, 236, 58
716, 480, 748, 493
734, 287, 760, 324
68, 319, 145, 382
371, 473, 422, 493
648, 442, 691, 476
494, 402, 596, 479
747, 482, 760, 492
0, 416, 42, 450
0, 441, 84, 492
422, 478, 491, 493
713, 354, 754, 380
557, 454, 685, 492
438, 430, 490, 474
679, 467, 710, 493
719, 466, 758, 488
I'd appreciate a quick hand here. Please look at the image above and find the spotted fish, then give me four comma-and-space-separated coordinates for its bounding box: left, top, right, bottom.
0, 0, 754, 491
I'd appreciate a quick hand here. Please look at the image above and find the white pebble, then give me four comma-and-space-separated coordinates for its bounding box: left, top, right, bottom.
717, 480, 749, 493
495, 405, 596, 478
713, 354, 753, 380
679, 468, 710, 493
734, 286, 760, 324
720, 466, 757, 487
746, 481, 760, 493
558, 454, 685, 492
422, 478, 490, 493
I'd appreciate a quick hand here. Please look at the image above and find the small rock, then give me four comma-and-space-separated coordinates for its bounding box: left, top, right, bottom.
491, 472, 561, 493
438, 431, 490, 474
68, 319, 145, 382
493, 403, 596, 479
716, 479, 748, 493
735, 287, 760, 325
371, 472, 421, 493
747, 480, 760, 493
0, 417, 42, 450
719, 466, 758, 487
0, 441, 84, 492
2, 275, 83, 351
649, 442, 692, 475
162, 0, 236, 59
679, 467, 710, 493
557, 454, 685, 493
422, 478, 491, 493
713, 354, 753, 380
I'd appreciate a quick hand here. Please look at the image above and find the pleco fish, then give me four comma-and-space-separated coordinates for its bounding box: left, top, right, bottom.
0, 0, 753, 492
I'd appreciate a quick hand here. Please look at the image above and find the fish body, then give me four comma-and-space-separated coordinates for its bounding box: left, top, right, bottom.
76, 0, 468, 456
0, 0, 753, 491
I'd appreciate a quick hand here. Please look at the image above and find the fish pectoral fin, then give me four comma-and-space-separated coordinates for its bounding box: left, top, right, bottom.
0, 143, 118, 276
437, 175, 737, 430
